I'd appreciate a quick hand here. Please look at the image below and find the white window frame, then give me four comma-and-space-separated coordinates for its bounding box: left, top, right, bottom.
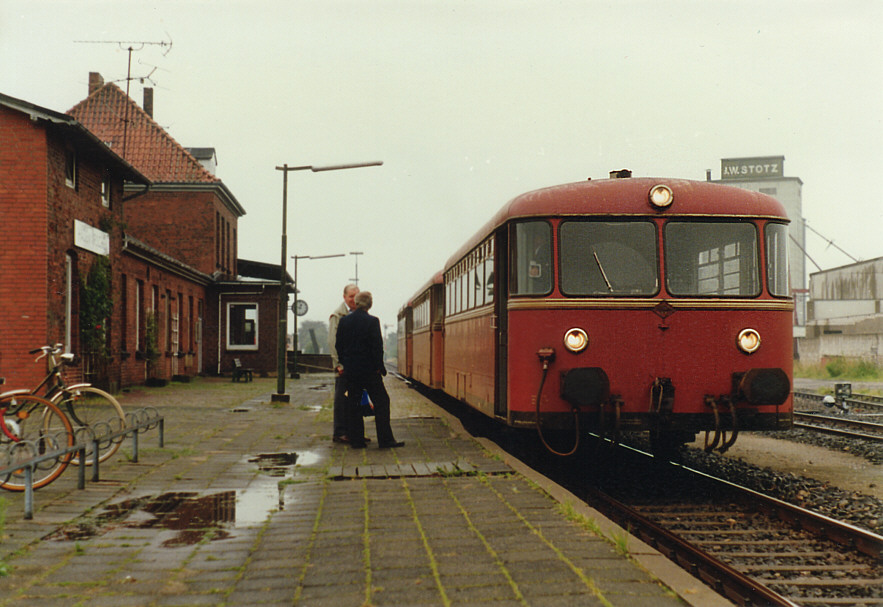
64, 149, 77, 189
100, 173, 111, 207
226, 302, 259, 351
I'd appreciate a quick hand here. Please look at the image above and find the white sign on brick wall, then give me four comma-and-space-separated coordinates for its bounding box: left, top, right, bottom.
74, 219, 109, 256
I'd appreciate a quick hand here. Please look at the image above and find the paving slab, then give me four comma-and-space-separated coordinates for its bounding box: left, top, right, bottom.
0, 373, 726, 606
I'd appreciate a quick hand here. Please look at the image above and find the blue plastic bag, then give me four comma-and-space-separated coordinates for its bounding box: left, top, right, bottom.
360, 389, 374, 416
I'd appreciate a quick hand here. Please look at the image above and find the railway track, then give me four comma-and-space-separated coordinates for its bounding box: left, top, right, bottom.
412, 380, 883, 605
793, 411, 883, 442
580, 444, 883, 607
795, 391, 883, 415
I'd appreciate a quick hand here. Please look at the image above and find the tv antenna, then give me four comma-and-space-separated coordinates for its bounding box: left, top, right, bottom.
74, 35, 173, 157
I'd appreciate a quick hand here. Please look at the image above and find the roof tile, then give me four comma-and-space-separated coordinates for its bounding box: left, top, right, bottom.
68, 82, 218, 184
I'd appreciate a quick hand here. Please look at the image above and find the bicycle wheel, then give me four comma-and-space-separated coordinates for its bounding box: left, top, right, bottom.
54, 386, 125, 464
1, 394, 74, 491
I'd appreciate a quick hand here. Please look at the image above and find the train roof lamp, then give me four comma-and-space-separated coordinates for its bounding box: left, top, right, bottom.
648, 184, 674, 209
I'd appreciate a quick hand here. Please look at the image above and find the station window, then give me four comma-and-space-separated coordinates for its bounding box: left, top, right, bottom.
510, 221, 552, 295
64, 149, 77, 189
765, 222, 790, 297
560, 221, 658, 296
227, 303, 258, 350
100, 172, 111, 208
665, 221, 760, 297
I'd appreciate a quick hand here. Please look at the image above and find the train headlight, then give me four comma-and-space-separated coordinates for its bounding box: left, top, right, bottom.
737, 328, 761, 354
648, 184, 674, 209
563, 328, 589, 353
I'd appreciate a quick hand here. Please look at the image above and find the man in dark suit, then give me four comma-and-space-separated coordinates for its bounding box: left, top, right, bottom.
335, 291, 404, 449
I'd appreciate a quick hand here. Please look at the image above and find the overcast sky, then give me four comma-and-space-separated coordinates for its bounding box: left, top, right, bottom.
2, 0, 881, 331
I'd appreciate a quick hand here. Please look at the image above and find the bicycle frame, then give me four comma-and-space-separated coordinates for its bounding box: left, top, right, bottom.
25, 345, 90, 427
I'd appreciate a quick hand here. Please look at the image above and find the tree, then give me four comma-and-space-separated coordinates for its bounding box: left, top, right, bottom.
79, 256, 112, 385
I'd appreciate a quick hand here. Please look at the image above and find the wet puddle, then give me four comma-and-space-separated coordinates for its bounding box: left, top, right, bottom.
48, 451, 316, 547
248, 452, 299, 476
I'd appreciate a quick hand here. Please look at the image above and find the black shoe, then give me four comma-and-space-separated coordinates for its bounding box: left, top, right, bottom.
378, 441, 404, 449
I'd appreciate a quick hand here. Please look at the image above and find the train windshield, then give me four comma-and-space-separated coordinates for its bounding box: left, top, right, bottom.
664, 221, 760, 297
559, 221, 658, 296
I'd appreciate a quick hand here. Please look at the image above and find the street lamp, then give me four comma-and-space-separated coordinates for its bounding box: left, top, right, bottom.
272, 161, 382, 403
350, 251, 363, 285
290, 253, 345, 379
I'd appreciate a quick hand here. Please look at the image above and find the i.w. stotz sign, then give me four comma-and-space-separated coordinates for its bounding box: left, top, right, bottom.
721, 156, 784, 180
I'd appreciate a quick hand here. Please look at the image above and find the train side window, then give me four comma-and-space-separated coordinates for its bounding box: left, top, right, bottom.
510, 221, 552, 295
462, 266, 469, 311
466, 262, 473, 310
665, 221, 760, 297
765, 222, 790, 297
485, 257, 495, 301
474, 264, 484, 307
559, 221, 658, 296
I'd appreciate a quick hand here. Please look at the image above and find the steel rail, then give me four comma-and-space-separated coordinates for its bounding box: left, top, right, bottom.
794, 390, 883, 413
583, 439, 883, 606
586, 486, 800, 607
669, 459, 883, 562
793, 411, 883, 442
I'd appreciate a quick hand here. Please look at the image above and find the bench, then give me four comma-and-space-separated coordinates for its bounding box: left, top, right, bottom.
232, 358, 254, 382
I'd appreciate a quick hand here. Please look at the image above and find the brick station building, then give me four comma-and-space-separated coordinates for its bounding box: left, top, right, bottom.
0, 75, 289, 391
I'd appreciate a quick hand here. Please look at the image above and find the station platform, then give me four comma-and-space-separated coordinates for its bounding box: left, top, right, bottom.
0, 373, 727, 606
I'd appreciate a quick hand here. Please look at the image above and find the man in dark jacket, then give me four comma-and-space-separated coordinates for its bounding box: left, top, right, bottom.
335, 291, 403, 449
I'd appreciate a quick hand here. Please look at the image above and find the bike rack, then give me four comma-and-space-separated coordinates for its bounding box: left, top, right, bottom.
0, 407, 164, 519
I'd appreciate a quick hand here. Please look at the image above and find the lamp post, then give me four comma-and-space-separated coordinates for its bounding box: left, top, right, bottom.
349, 251, 363, 286
291, 253, 345, 379
272, 161, 382, 403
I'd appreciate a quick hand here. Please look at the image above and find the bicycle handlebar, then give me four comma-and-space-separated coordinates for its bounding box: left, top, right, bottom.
29, 344, 65, 363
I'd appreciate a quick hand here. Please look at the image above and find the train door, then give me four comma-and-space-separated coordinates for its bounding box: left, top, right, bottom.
494, 228, 508, 417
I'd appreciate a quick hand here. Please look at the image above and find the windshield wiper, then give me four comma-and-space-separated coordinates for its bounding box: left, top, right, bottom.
592, 248, 613, 292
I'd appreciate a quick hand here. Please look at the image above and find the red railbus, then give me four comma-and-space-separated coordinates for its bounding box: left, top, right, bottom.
400, 174, 793, 456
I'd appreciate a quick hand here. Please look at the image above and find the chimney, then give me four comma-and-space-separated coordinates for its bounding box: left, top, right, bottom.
88, 72, 104, 96
143, 88, 154, 118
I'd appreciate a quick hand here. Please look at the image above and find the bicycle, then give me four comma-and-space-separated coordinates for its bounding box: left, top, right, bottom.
6, 345, 126, 465
1, 379, 75, 491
